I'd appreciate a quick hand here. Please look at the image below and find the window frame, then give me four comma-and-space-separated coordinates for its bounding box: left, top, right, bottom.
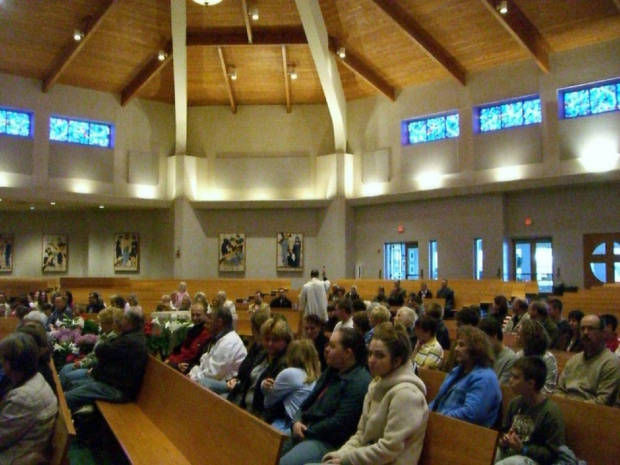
400, 110, 460, 146
49, 114, 115, 149
473, 94, 542, 134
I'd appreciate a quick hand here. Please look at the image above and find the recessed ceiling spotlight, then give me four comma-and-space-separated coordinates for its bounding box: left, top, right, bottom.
192, 0, 223, 5
99, 205, 105, 209
228, 66, 237, 81
337, 47, 346, 59
73, 29, 85, 42
30, 206, 35, 210
288, 65, 297, 80
496, 0, 508, 15
157, 50, 167, 61
249, 7, 259, 21
50, 202, 56, 206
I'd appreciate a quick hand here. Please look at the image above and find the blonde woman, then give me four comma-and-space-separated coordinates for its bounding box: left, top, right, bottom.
263, 339, 321, 433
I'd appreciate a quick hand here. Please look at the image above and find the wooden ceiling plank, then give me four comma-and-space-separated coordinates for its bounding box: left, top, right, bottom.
328, 37, 395, 101
42, 0, 118, 92
121, 41, 172, 107
240, 0, 253, 44
187, 27, 307, 47
369, 0, 466, 85
218, 47, 237, 114
479, 0, 551, 73
282, 45, 292, 113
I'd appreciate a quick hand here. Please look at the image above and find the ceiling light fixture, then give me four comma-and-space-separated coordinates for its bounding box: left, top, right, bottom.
337, 47, 346, 59
73, 29, 85, 42
496, 0, 508, 15
192, 0, 223, 6
158, 50, 167, 61
50, 202, 56, 206
288, 65, 297, 80
30, 206, 35, 210
99, 205, 105, 209
228, 66, 237, 81
249, 7, 259, 21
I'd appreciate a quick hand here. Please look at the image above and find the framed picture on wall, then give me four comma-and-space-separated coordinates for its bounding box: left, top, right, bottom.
114, 233, 140, 272
219, 233, 245, 272
276, 233, 303, 272
42, 235, 68, 272
0, 234, 14, 273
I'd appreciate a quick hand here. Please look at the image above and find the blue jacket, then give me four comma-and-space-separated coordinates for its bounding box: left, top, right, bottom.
428, 364, 501, 427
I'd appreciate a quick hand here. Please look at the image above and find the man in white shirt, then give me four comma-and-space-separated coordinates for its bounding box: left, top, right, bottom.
333, 298, 354, 331
188, 307, 247, 394
299, 269, 328, 322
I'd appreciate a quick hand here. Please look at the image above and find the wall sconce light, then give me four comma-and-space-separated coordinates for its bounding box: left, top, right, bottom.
73, 29, 85, 42
228, 66, 237, 80
496, 0, 508, 15
337, 47, 346, 59
288, 65, 297, 80
192, 0, 223, 5
249, 7, 259, 21
157, 50, 167, 61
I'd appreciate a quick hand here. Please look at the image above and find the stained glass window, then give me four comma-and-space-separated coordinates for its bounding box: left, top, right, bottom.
0, 107, 32, 138
560, 78, 620, 119
49, 116, 113, 148
402, 112, 459, 146
476, 96, 541, 133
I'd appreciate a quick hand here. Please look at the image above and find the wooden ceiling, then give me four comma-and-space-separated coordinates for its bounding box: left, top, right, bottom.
0, 0, 618, 110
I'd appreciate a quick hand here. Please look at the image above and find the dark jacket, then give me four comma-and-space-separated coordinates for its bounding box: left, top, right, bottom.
93, 327, 148, 400
270, 296, 293, 308
294, 364, 371, 448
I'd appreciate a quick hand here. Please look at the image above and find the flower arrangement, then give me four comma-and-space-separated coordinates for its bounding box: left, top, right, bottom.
49, 317, 100, 368
144, 316, 193, 359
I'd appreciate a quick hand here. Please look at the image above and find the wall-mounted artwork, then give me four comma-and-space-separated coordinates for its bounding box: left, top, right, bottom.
0, 234, 14, 273
114, 233, 139, 272
277, 233, 303, 272
219, 233, 245, 272
42, 235, 68, 272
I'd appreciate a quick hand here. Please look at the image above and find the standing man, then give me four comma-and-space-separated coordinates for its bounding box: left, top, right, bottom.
436, 279, 455, 318
299, 269, 328, 322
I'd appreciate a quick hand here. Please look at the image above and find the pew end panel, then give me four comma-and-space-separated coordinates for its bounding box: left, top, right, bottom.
49, 362, 76, 465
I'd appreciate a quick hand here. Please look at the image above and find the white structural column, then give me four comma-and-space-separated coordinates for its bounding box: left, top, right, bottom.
171, 0, 188, 156
295, 0, 347, 153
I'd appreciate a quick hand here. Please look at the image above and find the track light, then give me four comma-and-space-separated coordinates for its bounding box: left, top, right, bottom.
157, 50, 167, 61
192, 0, 223, 5
249, 7, 259, 21
496, 0, 508, 15
337, 47, 346, 59
228, 66, 237, 81
288, 66, 297, 80
73, 29, 84, 42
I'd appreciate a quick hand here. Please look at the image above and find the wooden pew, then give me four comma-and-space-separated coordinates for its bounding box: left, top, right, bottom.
419, 412, 499, 465
96, 356, 286, 465
0, 316, 18, 339
417, 367, 447, 402
50, 362, 76, 465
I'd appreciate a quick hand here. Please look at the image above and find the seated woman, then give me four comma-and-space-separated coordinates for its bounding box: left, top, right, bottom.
263, 339, 320, 433
58, 307, 123, 391
429, 325, 501, 427
557, 310, 584, 353
515, 319, 558, 395
315, 323, 429, 465
0, 333, 58, 463
17, 322, 57, 396
227, 315, 292, 416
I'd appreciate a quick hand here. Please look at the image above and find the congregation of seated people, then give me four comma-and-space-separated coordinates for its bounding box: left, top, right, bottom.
0, 280, 619, 465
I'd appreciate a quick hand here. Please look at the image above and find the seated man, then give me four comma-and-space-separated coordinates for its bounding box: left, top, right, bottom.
345, 285, 362, 303
556, 314, 620, 406
528, 301, 560, 349
248, 291, 270, 313
412, 315, 444, 370
271, 288, 293, 309
417, 282, 433, 300
547, 299, 571, 346
165, 303, 211, 374
47, 295, 73, 329
504, 298, 529, 334
65, 308, 148, 413
333, 298, 354, 331
429, 326, 501, 427
85, 292, 105, 314
279, 328, 371, 465
0, 333, 58, 463
387, 280, 406, 307
478, 317, 516, 385
188, 307, 247, 392
496, 357, 565, 465
436, 279, 455, 318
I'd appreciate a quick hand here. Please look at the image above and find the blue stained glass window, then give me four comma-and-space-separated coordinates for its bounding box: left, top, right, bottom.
477, 96, 541, 133
560, 78, 620, 119
402, 112, 459, 146
0, 107, 32, 138
49, 116, 113, 148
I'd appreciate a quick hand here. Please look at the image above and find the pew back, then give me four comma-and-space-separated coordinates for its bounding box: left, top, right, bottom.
0, 316, 18, 340
49, 362, 76, 465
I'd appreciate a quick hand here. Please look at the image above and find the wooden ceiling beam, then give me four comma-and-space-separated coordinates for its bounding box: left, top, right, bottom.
281, 45, 292, 113
614, 0, 620, 13
121, 41, 172, 107
369, 0, 466, 85
479, 0, 551, 73
187, 27, 307, 47
328, 37, 395, 101
240, 0, 253, 44
42, 0, 118, 92
218, 47, 237, 114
